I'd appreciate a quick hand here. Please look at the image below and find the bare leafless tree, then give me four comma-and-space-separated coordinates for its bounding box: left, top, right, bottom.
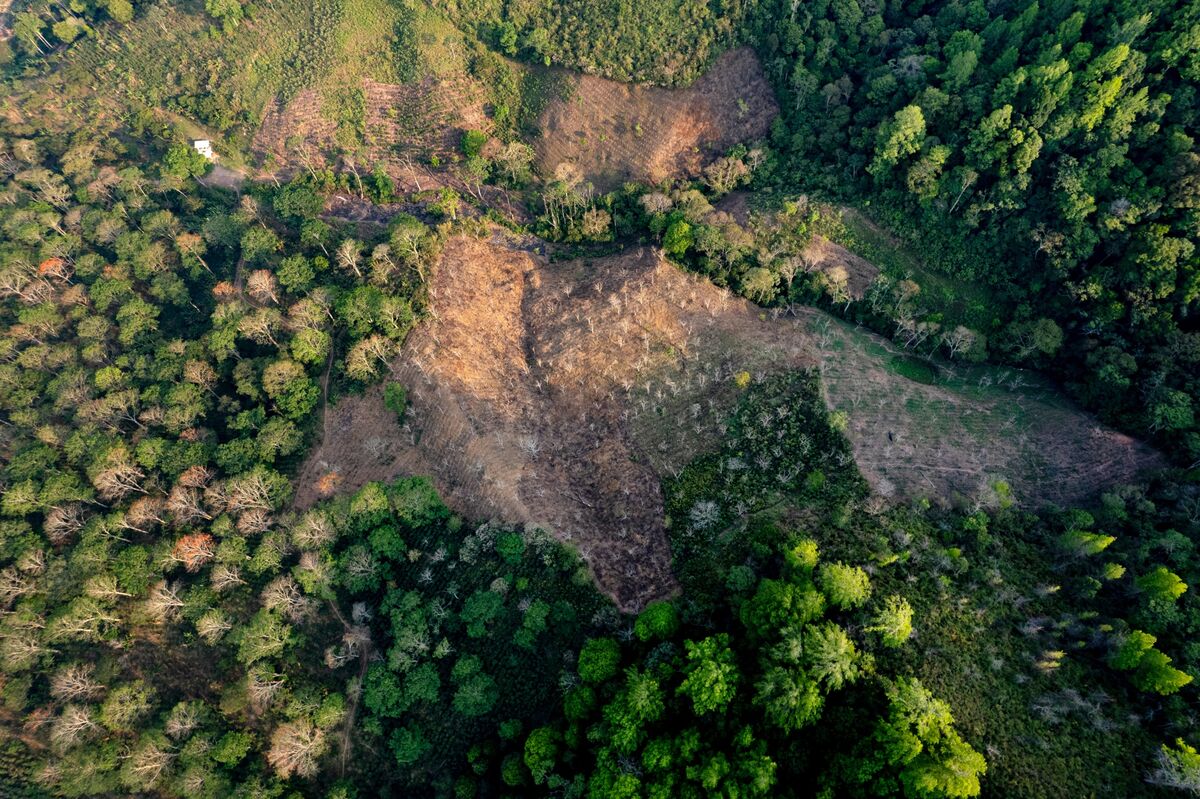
145, 581, 186, 622
50, 664, 104, 702
247, 269, 280, 305
50, 705, 99, 751
196, 609, 232, 644
291, 511, 336, 549
267, 721, 327, 779
211, 564, 246, 593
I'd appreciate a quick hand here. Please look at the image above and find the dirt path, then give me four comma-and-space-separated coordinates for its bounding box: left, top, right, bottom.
0, 0, 12, 42
321, 598, 369, 779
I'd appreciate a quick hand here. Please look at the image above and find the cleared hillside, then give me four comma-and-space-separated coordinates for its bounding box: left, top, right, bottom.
801, 310, 1165, 507
296, 232, 1163, 609
535, 47, 778, 191
296, 232, 815, 609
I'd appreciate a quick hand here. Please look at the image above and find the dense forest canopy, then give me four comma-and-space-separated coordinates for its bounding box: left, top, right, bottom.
0, 0, 1198, 797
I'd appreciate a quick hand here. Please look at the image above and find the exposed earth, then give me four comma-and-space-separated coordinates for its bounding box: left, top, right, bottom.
296, 231, 1163, 610
256, 41, 1164, 613
535, 47, 778, 191
251, 46, 777, 200
296, 231, 815, 610
801, 310, 1165, 507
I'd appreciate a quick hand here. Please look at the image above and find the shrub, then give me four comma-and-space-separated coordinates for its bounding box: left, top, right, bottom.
578, 638, 620, 683
461, 130, 488, 159
634, 601, 679, 642
383, 382, 408, 423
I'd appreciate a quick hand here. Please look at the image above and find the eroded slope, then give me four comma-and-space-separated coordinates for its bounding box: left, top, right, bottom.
296, 233, 813, 609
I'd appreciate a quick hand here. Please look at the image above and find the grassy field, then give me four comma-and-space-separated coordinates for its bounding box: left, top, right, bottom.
16, 0, 466, 157
800, 309, 1162, 508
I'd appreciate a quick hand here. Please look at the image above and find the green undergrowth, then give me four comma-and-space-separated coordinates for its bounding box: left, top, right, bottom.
338, 479, 608, 795
663, 370, 864, 617
16, 0, 447, 155
812, 205, 997, 333
887, 354, 939, 385
656, 368, 1182, 798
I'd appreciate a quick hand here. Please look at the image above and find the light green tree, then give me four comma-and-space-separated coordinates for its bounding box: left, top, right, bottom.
677, 634, 740, 715
818, 562, 872, 609
867, 595, 914, 647
869, 105, 926, 177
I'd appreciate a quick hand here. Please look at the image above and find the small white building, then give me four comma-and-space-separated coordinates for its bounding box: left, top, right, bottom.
192, 140, 216, 161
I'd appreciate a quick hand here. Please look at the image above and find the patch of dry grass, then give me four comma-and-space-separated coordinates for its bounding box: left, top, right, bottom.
800, 309, 1164, 508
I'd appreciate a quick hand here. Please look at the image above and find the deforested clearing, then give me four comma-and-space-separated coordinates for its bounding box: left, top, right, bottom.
803, 310, 1166, 507
297, 231, 1163, 609
297, 231, 814, 610
535, 47, 778, 191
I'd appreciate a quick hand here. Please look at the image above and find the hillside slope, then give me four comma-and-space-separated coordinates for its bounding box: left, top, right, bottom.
297, 232, 1163, 609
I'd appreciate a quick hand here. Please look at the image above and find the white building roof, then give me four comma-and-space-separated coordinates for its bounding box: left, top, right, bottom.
192, 140, 215, 160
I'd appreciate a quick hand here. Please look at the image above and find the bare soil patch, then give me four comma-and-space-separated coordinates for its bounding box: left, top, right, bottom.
198, 164, 247, 192
254, 88, 341, 169
362, 76, 491, 166
0, 0, 15, 42
800, 235, 880, 300
253, 76, 530, 221
296, 234, 1162, 608
535, 47, 778, 191
253, 75, 487, 184
712, 190, 753, 225
296, 232, 813, 610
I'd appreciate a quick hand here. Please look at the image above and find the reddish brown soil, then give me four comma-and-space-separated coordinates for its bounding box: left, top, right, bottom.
253, 47, 776, 222
361, 76, 491, 166
295, 232, 813, 610
712, 190, 753, 225
253, 76, 530, 221
536, 47, 778, 191
254, 88, 340, 168
296, 234, 1163, 607
801, 235, 881, 300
